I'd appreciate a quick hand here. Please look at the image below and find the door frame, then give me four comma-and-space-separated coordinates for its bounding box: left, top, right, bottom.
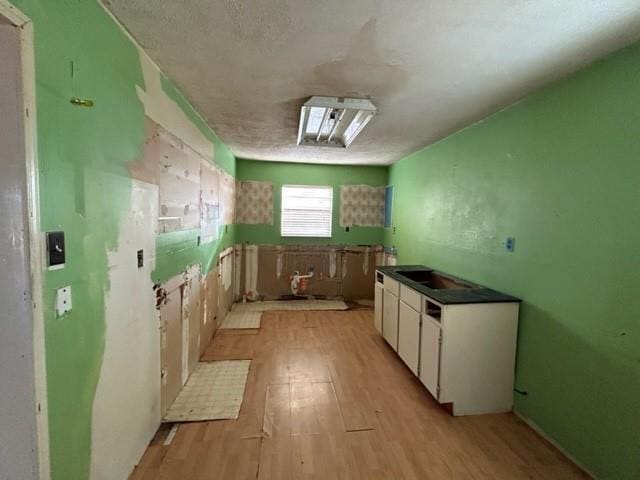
0, 2, 50, 479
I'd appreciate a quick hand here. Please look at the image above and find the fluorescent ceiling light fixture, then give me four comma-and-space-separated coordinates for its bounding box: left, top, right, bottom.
297, 96, 376, 148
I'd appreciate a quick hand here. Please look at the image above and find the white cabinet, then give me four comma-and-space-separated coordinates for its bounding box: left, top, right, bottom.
382, 290, 399, 351
419, 315, 441, 400
398, 301, 420, 374
374, 283, 384, 335
374, 269, 520, 416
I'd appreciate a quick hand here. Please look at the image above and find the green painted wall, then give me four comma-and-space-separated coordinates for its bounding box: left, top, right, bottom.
236, 159, 388, 245
9, 1, 236, 478
385, 42, 640, 479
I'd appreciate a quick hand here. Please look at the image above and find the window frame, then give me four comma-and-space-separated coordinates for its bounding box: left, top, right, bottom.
280, 184, 333, 238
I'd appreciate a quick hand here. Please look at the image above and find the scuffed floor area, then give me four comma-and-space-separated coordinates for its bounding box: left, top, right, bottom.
130, 310, 588, 479
231, 300, 348, 312
219, 311, 262, 329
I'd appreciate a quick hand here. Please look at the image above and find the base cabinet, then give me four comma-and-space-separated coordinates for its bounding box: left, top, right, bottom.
419, 315, 441, 400
374, 269, 519, 416
374, 283, 384, 335
398, 301, 420, 375
382, 290, 399, 351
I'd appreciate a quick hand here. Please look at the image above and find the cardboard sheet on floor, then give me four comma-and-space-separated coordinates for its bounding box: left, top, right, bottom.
232, 300, 348, 312
219, 310, 262, 329
163, 360, 250, 422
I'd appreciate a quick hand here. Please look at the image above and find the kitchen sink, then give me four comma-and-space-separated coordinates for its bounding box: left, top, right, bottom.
396, 270, 474, 290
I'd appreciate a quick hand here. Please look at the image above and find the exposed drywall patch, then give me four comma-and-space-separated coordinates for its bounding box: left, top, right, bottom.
375, 250, 384, 268
329, 248, 337, 278
157, 128, 201, 233
184, 265, 201, 385
236, 180, 273, 224
220, 173, 236, 225
200, 266, 219, 354
276, 246, 283, 279
341, 254, 348, 279
220, 247, 234, 292
244, 244, 259, 299
91, 180, 160, 480
130, 117, 234, 237
240, 244, 381, 300
233, 245, 242, 299
136, 51, 213, 161
363, 246, 370, 275
200, 159, 220, 243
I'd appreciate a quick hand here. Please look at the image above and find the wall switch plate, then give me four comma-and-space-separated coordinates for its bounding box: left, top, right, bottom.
56, 286, 72, 317
505, 237, 515, 252
46, 231, 65, 268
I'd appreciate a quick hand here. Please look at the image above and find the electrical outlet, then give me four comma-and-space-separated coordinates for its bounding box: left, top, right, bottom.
505, 237, 515, 252
56, 286, 72, 317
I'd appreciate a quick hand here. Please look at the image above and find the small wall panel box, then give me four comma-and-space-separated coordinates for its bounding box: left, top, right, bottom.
46, 231, 65, 268
56, 286, 72, 317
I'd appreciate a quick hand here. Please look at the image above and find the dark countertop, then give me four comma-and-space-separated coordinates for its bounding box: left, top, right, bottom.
377, 265, 521, 305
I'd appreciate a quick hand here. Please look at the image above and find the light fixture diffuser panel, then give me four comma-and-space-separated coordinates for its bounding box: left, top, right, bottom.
297, 96, 376, 148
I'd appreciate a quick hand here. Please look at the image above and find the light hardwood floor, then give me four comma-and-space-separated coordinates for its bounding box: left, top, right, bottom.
130, 309, 588, 479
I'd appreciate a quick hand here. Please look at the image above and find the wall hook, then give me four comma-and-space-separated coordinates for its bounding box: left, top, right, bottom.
70, 97, 94, 107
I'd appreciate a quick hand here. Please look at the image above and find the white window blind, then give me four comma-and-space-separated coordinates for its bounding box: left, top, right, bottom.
281, 185, 333, 237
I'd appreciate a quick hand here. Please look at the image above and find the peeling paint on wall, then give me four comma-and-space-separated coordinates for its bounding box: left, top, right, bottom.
136, 51, 214, 162
4, 1, 239, 478
90, 180, 159, 480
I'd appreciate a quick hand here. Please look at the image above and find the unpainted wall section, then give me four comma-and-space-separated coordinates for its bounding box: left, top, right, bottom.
237, 245, 382, 301
385, 41, 640, 479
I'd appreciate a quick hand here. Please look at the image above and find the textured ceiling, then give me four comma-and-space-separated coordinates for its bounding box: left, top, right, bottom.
104, 0, 640, 165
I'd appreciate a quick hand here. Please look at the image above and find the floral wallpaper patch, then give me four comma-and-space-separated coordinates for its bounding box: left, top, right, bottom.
340, 185, 386, 227
236, 181, 274, 225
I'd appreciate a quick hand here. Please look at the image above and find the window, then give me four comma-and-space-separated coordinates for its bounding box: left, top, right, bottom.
281, 185, 333, 237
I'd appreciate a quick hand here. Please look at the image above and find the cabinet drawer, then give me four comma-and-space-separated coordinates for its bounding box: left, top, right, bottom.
383, 275, 400, 296
400, 284, 421, 311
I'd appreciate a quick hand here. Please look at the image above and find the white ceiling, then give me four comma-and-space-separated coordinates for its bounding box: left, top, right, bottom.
104, 0, 640, 165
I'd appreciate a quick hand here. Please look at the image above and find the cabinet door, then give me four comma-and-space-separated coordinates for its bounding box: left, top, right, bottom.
382, 290, 399, 351
398, 301, 421, 375
374, 283, 384, 335
419, 315, 441, 400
